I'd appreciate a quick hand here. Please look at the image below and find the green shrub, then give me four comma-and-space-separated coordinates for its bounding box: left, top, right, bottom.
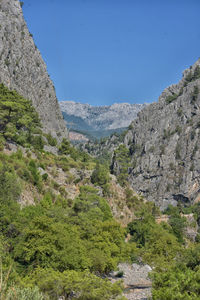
0, 162, 21, 204
28, 160, 41, 187
91, 162, 110, 187
46, 133, 57, 146
29, 269, 124, 300
175, 143, 181, 160
184, 65, 200, 84
191, 85, 199, 103
112, 145, 131, 186
166, 93, 178, 104
0, 84, 42, 149
42, 173, 48, 181
6, 286, 45, 300
30, 135, 44, 150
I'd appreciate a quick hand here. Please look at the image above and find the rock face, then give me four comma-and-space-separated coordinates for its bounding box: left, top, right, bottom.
60, 101, 146, 138
112, 59, 200, 210
109, 263, 152, 300
0, 0, 68, 140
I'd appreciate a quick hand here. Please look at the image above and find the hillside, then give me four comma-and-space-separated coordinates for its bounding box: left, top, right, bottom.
60, 101, 146, 139
0, 0, 67, 140
1, 84, 200, 300
112, 59, 200, 210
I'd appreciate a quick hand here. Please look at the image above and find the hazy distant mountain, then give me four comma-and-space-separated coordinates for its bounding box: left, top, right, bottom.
60, 101, 147, 139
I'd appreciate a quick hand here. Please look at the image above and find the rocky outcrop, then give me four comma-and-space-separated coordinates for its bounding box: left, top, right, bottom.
0, 0, 68, 140
112, 59, 200, 210
109, 263, 152, 300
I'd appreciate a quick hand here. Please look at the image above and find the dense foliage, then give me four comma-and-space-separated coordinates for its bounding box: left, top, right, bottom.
1, 85, 200, 299
0, 84, 44, 148
111, 144, 131, 186
0, 159, 128, 299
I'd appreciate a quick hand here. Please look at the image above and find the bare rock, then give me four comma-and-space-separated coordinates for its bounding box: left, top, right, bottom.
112, 59, 200, 210
0, 0, 68, 141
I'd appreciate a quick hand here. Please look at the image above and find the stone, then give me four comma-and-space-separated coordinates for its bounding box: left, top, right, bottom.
0, 0, 68, 141
112, 59, 200, 210
109, 262, 152, 300
60, 101, 147, 140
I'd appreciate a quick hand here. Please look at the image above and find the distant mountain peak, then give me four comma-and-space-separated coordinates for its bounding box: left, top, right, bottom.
60, 101, 148, 139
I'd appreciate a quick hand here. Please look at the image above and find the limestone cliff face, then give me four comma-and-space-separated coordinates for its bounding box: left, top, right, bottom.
112, 59, 200, 210
0, 0, 68, 140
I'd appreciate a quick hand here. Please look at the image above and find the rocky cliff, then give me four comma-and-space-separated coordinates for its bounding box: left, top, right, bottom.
112, 59, 200, 210
0, 0, 67, 140
60, 101, 146, 138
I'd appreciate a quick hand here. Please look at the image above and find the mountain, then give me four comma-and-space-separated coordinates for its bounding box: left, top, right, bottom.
1, 1, 200, 298
60, 101, 147, 139
112, 59, 200, 210
0, 0, 67, 140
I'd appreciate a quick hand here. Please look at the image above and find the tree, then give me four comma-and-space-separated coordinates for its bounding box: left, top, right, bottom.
111, 145, 131, 186
29, 268, 125, 300
0, 162, 21, 204
0, 84, 42, 147
91, 162, 110, 187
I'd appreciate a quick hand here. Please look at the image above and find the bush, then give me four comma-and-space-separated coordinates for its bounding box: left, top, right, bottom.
191, 86, 199, 103
166, 93, 178, 104
46, 133, 57, 146
42, 173, 48, 181
91, 162, 110, 187
112, 145, 131, 186
184, 65, 200, 84
0, 162, 21, 204
6, 286, 45, 300
0, 84, 42, 149
29, 269, 124, 300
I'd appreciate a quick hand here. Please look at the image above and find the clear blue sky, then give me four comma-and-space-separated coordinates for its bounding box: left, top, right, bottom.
23, 0, 200, 105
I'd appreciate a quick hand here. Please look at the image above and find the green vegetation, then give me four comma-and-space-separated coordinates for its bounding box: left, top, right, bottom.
59, 138, 92, 164
29, 269, 125, 300
91, 162, 111, 194
0, 156, 128, 298
112, 144, 131, 186
184, 65, 200, 84
175, 143, 181, 160
164, 205, 186, 243
165, 86, 184, 104
0, 86, 127, 298
1, 85, 200, 299
125, 188, 145, 211
165, 93, 179, 104
1, 137, 200, 298
45, 133, 57, 146
191, 85, 199, 103
0, 161, 21, 204
62, 112, 127, 140
0, 84, 43, 149
127, 202, 180, 268
151, 244, 200, 299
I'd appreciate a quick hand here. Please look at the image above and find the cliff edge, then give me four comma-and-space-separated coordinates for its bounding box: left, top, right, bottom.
0, 0, 68, 140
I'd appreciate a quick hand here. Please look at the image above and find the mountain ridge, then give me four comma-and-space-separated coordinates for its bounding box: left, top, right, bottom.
112, 58, 200, 210
60, 101, 147, 139
0, 0, 67, 141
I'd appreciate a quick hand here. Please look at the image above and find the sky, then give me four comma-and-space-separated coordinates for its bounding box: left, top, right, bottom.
22, 0, 200, 105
